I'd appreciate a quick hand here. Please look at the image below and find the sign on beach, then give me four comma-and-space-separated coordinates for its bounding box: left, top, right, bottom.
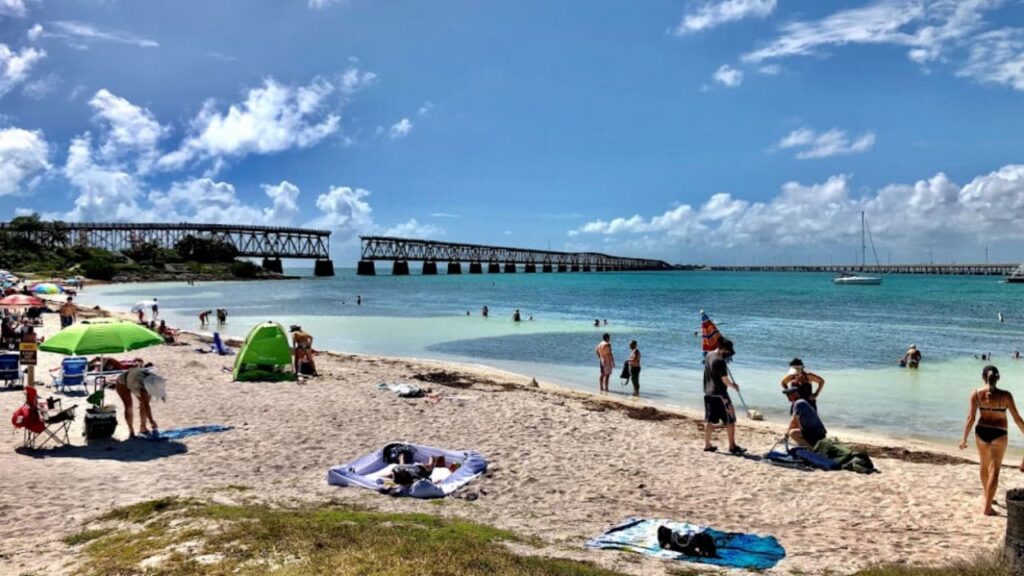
19, 342, 37, 366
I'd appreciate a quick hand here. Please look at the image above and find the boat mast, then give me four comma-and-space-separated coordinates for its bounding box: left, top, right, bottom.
861, 211, 866, 268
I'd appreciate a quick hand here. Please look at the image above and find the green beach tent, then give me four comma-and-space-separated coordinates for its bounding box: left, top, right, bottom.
232, 321, 296, 382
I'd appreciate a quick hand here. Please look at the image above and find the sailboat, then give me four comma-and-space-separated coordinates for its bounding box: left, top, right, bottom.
833, 212, 882, 285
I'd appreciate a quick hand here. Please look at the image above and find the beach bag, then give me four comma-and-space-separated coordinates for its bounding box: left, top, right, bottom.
383, 443, 417, 465
619, 362, 631, 380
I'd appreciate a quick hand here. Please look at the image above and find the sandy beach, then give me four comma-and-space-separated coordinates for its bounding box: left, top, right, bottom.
0, 311, 1012, 576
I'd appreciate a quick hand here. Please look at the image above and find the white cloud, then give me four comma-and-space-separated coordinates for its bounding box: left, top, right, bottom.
261, 180, 301, 223
676, 0, 776, 35
308, 0, 345, 9
958, 28, 1024, 91
307, 186, 375, 239
27, 24, 43, 42
0, 0, 26, 18
0, 43, 45, 98
418, 100, 434, 116
159, 77, 340, 170
340, 66, 377, 95
88, 89, 168, 172
431, 212, 460, 218
382, 218, 442, 238
777, 127, 876, 159
741, 0, 1001, 66
757, 64, 781, 75
389, 117, 413, 139
63, 135, 145, 221
49, 20, 159, 48
145, 178, 301, 225
0, 127, 50, 196
21, 72, 58, 99
713, 64, 743, 87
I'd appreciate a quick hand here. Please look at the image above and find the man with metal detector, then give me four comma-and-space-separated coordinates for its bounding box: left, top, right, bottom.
703, 337, 746, 454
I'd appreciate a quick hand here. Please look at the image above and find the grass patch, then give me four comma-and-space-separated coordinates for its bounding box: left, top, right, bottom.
62, 529, 106, 546
72, 499, 623, 576
852, 553, 1010, 576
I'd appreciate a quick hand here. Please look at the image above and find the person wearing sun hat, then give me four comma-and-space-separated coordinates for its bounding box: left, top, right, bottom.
780, 358, 825, 411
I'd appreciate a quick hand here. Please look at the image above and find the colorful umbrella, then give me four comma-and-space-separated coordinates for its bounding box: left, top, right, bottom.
39, 319, 163, 356
0, 294, 44, 308
31, 283, 63, 295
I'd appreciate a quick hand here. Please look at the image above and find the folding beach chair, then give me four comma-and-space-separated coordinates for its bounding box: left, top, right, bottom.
16, 386, 77, 449
50, 357, 87, 394
0, 353, 20, 389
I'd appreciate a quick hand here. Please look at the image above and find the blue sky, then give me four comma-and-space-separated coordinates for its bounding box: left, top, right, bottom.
2, 0, 1024, 264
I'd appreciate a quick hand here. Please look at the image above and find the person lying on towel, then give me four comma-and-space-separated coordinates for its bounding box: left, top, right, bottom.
784, 385, 827, 448
386, 454, 448, 487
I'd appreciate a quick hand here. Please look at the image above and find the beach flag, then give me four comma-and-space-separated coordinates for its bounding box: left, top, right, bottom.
701, 310, 721, 356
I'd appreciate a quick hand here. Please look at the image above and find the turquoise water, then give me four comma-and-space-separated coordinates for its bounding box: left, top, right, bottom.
82, 270, 1024, 446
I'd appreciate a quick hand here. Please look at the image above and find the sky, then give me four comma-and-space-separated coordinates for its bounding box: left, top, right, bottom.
1, 0, 1024, 265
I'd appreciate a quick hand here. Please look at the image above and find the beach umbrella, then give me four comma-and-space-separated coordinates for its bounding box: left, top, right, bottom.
131, 300, 158, 313
31, 283, 63, 295
39, 319, 163, 356
0, 294, 44, 308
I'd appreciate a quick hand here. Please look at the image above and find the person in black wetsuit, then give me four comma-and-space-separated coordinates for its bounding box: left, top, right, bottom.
779, 358, 825, 411
959, 365, 1024, 516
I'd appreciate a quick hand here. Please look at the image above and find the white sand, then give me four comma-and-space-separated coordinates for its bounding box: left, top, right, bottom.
0, 312, 1012, 575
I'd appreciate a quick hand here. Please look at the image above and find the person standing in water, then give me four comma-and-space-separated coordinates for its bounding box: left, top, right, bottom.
627, 340, 641, 396
512, 309, 521, 322
900, 344, 922, 369
357, 295, 362, 306
481, 306, 489, 318
959, 365, 1024, 516
595, 333, 614, 393
779, 358, 825, 411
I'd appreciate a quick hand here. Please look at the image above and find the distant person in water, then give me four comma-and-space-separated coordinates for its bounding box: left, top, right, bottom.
780, 358, 825, 411
960, 365, 1024, 516
199, 310, 211, 325
594, 319, 600, 327
1015, 350, 1021, 360
217, 308, 228, 324
481, 306, 489, 318
595, 333, 614, 393
528, 315, 534, 321
901, 345, 921, 369
357, 295, 362, 306
466, 311, 470, 316
703, 338, 745, 454
627, 340, 641, 396
999, 312, 1005, 323
977, 352, 991, 361
512, 309, 521, 322
603, 319, 608, 326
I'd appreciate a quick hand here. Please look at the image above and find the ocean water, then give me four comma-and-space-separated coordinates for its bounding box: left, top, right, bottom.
82, 270, 1024, 446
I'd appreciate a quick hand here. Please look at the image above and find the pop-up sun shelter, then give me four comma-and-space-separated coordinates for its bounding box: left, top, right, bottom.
232, 322, 296, 382
327, 442, 488, 499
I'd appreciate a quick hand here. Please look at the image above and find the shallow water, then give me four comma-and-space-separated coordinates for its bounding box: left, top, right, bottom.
82, 270, 1024, 446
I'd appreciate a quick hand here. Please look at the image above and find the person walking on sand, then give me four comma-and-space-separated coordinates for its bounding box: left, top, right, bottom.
959, 365, 1024, 516
783, 385, 827, 448
627, 340, 641, 396
703, 338, 745, 454
596, 333, 614, 393
780, 358, 825, 411
59, 296, 77, 329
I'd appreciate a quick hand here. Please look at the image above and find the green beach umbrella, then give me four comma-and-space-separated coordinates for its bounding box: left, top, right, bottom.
39, 318, 163, 356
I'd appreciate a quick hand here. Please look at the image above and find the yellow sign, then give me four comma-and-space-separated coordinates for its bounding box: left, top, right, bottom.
19, 342, 37, 366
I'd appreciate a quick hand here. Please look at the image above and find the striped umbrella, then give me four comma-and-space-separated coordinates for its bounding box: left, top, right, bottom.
0, 294, 44, 308
31, 283, 63, 295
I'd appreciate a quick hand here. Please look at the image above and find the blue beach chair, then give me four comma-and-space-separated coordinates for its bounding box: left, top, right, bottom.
51, 357, 88, 393
0, 354, 20, 389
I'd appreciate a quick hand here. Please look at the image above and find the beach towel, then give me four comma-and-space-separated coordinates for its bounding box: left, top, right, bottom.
142, 425, 233, 441
586, 518, 785, 570
195, 333, 235, 356
327, 442, 487, 499
377, 382, 425, 398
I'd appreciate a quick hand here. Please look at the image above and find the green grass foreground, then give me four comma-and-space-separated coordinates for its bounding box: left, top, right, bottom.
60, 497, 1013, 576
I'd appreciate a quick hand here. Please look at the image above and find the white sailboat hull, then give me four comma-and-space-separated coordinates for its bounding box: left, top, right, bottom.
833, 276, 882, 285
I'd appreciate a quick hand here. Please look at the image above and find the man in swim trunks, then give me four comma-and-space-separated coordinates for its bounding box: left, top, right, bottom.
290, 325, 318, 376
784, 385, 827, 448
703, 338, 745, 454
595, 333, 614, 393
59, 297, 77, 329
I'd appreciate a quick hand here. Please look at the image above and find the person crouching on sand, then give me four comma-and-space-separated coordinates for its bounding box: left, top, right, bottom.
116, 363, 158, 438
290, 325, 318, 376
959, 365, 1024, 516
595, 333, 614, 393
784, 385, 827, 448
703, 338, 745, 454
780, 358, 825, 411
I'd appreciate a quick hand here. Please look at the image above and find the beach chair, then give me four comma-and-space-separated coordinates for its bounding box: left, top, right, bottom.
0, 354, 20, 389
50, 357, 88, 393
17, 386, 77, 449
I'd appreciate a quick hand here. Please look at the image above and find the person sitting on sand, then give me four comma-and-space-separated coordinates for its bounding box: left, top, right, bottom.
703, 338, 745, 454
157, 320, 179, 344
780, 358, 825, 411
116, 364, 158, 438
901, 344, 922, 368
959, 365, 1024, 516
595, 333, 614, 393
784, 385, 827, 448
290, 325, 318, 376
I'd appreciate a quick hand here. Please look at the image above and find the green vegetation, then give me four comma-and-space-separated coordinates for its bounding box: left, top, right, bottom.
0, 214, 274, 281
68, 498, 622, 576
851, 555, 1011, 576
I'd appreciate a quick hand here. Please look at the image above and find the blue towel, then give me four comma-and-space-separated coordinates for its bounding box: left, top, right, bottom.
142, 425, 233, 441
586, 518, 785, 570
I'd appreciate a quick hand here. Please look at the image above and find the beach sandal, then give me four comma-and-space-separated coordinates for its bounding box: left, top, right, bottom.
703, 446, 718, 452
729, 445, 747, 455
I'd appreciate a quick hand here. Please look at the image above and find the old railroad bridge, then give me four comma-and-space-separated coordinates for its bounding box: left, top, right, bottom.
357, 236, 671, 275
0, 222, 336, 276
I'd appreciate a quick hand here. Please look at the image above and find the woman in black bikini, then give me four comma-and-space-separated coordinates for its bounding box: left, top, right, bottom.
959, 365, 1024, 516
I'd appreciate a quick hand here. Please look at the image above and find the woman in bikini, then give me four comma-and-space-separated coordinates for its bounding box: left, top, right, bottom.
959, 365, 1024, 515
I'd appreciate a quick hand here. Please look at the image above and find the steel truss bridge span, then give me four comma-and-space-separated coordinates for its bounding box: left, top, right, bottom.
358, 236, 671, 275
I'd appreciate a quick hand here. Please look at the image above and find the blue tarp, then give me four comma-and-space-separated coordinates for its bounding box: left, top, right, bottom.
327, 442, 487, 499
142, 425, 233, 441
586, 517, 786, 570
